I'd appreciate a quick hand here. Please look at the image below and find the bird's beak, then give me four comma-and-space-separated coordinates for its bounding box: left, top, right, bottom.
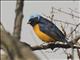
27, 21, 31, 24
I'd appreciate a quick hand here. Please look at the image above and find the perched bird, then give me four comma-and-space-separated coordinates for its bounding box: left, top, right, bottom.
27, 15, 72, 48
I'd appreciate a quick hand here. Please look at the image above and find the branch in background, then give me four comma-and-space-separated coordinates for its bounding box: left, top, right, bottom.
69, 8, 80, 14
52, 7, 80, 19
54, 19, 77, 26
0, 22, 6, 31
41, 12, 77, 26
73, 35, 80, 44
1, 23, 21, 60
68, 23, 80, 37
50, 7, 54, 22
0, 23, 39, 60
60, 23, 66, 36
13, 0, 24, 41
77, 49, 80, 60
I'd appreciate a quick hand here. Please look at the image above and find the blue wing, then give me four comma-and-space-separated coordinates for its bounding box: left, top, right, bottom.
39, 16, 67, 43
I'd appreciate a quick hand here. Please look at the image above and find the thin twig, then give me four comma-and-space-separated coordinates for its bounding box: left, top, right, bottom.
41, 12, 78, 26
68, 23, 80, 37
60, 23, 66, 36
52, 7, 80, 19
69, 8, 80, 14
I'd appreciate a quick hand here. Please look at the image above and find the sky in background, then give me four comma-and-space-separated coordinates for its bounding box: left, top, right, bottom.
1, 1, 80, 60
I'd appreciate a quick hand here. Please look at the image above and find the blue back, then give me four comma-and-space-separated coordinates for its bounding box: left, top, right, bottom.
38, 16, 67, 42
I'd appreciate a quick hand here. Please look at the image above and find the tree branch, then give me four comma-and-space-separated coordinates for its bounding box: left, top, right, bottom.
0, 23, 39, 60
31, 35, 80, 51
77, 49, 80, 60
31, 43, 80, 51
13, 0, 24, 41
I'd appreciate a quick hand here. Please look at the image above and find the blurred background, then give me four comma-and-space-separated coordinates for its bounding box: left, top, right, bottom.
1, 1, 80, 60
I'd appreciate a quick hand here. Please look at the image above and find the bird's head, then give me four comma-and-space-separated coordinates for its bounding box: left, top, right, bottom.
27, 15, 41, 26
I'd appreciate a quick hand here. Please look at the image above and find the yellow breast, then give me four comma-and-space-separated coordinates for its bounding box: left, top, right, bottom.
33, 24, 55, 43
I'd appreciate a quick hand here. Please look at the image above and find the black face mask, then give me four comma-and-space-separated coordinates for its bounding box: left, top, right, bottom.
28, 17, 39, 26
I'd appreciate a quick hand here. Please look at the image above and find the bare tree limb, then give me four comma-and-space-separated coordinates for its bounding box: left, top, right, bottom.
31, 43, 80, 51
0, 24, 39, 60
77, 49, 80, 60
13, 0, 24, 41
1, 0, 39, 60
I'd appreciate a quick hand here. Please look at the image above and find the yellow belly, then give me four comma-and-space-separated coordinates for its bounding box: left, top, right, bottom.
33, 24, 55, 43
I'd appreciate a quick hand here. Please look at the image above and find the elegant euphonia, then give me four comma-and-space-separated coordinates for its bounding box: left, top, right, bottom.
27, 15, 72, 47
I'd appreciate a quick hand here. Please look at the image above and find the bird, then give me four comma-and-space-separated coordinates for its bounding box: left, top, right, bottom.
27, 14, 72, 48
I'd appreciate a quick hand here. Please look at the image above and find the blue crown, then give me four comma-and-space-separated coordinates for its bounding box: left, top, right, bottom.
30, 13, 41, 20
